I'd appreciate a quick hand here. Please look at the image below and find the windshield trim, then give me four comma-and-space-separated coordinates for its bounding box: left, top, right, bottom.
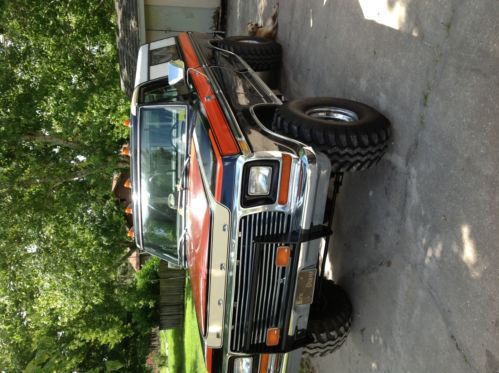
135, 103, 189, 265
191, 113, 224, 205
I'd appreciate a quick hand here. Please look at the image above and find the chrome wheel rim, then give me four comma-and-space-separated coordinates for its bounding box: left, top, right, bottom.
305, 107, 359, 123
239, 39, 264, 44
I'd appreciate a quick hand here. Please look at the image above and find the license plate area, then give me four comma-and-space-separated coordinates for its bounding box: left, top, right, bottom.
294, 269, 317, 305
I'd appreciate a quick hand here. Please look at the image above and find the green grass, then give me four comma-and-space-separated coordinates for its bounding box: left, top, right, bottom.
160, 279, 207, 373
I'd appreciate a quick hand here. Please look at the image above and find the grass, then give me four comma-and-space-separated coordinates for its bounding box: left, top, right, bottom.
160, 279, 207, 373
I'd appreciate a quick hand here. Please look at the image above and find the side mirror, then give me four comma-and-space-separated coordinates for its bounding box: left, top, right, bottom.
167, 59, 185, 85
167, 192, 178, 210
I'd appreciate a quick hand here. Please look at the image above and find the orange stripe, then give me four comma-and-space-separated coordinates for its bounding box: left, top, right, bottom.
278, 154, 292, 205
206, 347, 213, 372
259, 354, 270, 373
208, 130, 224, 202
178, 33, 239, 156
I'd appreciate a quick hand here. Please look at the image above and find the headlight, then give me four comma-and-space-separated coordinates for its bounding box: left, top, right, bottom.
248, 166, 272, 196
241, 161, 279, 207
233, 357, 253, 373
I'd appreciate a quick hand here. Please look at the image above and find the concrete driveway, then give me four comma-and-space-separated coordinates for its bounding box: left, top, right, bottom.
226, 0, 499, 372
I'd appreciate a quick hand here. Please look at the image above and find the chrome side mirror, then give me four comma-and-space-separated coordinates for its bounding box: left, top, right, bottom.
167, 59, 185, 85
167, 192, 178, 210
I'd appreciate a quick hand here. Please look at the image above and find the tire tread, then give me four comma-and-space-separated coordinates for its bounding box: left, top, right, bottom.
218, 36, 282, 71
303, 281, 353, 358
272, 98, 391, 172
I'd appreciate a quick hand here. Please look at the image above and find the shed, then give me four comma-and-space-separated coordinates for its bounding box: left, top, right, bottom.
115, 0, 223, 98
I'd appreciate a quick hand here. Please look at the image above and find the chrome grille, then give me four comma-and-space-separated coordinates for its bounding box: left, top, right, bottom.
231, 211, 291, 352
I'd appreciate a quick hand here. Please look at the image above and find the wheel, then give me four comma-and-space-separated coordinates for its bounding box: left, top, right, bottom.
304, 280, 352, 357
272, 97, 391, 172
217, 36, 282, 72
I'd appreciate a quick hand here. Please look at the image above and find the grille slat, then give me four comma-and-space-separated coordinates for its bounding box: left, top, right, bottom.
265, 214, 277, 337
231, 211, 291, 352
260, 215, 269, 343
269, 214, 281, 327
255, 213, 265, 343
235, 218, 244, 349
272, 214, 286, 325
256, 212, 267, 344
243, 214, 253, 346
278, 214, 286, 324
254, 220, 264, 342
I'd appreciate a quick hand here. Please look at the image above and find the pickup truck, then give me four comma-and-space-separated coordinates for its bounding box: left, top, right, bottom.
127, 32, 391, 372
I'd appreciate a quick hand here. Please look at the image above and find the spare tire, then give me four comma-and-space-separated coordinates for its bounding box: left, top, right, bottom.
218, 36, 282, 72
272, 97, 391, 172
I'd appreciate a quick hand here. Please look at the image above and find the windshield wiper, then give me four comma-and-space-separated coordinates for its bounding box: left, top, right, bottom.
177, 111, 201, 192
177, 157, 190, 192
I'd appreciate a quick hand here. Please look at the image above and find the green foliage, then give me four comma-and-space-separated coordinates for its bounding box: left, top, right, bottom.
164, 328, 185, 373
0, 0, 130, 199
0, 0, 156, 372
120, 257, 161, 367
136, 257, 161, 298
106, 360, 125, 372
162, 281, 205, 373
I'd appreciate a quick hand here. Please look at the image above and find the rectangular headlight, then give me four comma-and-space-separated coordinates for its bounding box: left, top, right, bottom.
248, 166, 272, 196
233, 357, 253, 373
241, 161, 279, 208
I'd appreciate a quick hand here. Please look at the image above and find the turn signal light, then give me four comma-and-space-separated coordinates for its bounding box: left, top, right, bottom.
127, 227, 134, 239
123, 119, 131, 127
278, 154, 292, 205
266, 328, 280, 347
238, 139, 251, 155
259, 354, 270, 373
120, 144, 130, 156
124, 178, 132, 189
276, 246, 291, 267
125, 206, 132, 215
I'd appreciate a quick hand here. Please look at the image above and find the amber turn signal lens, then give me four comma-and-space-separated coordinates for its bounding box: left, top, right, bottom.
124, 178, 132, 189
259, 354, 270, 373
278, 154, 292, 205
238, 139, 251, 155
125, 206, 132, 215
266, 328, 280, 347
123, 119, 131, 127
120, 144, 130, 156
275, 246, 290, 267
127, 227, 134, 239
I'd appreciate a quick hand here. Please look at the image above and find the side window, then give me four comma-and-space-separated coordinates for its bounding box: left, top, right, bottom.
140, 79, 178, 104
149, 44, 179, 65
193, 113, 217, 196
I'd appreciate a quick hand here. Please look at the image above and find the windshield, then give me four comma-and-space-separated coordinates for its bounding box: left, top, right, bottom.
139, 105, 187, 260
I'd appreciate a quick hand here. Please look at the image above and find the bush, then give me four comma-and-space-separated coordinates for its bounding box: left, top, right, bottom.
133, 256, 161, 328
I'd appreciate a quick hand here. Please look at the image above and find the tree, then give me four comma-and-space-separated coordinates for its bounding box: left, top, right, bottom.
0, 1, 155, 371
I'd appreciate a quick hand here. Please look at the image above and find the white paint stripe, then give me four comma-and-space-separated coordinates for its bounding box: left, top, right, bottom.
145, 0, 220, 8
135, 45, 149, 87
149, 37, 176, 51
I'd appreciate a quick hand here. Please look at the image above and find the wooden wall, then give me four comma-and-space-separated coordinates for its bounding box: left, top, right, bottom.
159, 260, 186, 330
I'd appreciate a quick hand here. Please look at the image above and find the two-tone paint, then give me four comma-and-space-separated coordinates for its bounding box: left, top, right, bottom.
180, 33, 332, 371
130, 32, 332, 372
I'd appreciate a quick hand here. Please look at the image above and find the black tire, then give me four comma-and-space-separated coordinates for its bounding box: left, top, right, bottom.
218, 36, 282, 72
272, 97, 391, 172
304, 280, 352, 357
